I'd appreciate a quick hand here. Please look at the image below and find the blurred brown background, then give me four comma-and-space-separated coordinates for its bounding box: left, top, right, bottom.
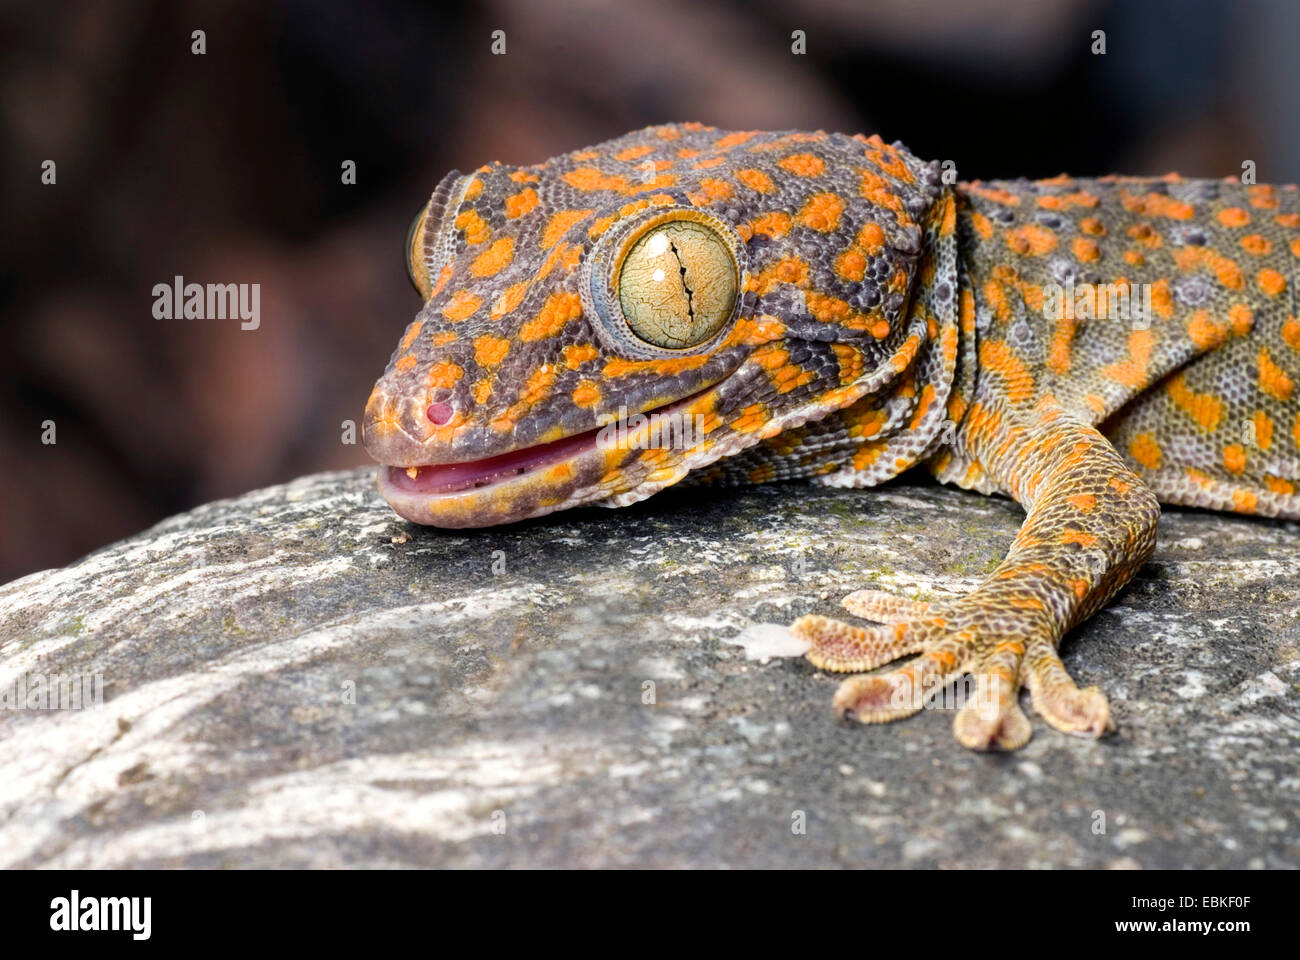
4, 0, 1299, 582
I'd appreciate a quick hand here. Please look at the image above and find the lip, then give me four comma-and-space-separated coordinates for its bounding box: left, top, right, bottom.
381, 421, 608, 497
373, 388, 714, 527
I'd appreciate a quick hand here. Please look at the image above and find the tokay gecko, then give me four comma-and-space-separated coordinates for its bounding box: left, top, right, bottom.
363, 124, 1300, 750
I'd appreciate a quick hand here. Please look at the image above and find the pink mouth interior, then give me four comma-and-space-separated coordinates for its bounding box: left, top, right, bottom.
384, 425, 602, 496
382, 388, 711, 498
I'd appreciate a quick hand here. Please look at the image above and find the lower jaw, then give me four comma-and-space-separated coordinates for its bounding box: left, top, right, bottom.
376, 434, 617, 528
374, 388, 716, 527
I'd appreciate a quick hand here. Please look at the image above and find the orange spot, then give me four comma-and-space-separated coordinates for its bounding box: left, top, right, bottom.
615, 145, 653, 162
1248, 185, 1278, 209
1232, 489, 1258, 513
689, 178, 735, 205
736, 169, 774, 193
858, 170, 907, 219
730, 403, 769, 433
1283, 316, 1300, 352
564, 343, 599, 368
1254, 410, 1274, 451
714, 131, 756, 150
1213, 254, 1244, 291
1121, 190, 1193, 219
470, 236, 514, 277
1223, 444, 1247, 475
1005, 224, 1058, 256
1062, 529, 1098, 548
454, 209, 490, 245
1257, 268, 1287, 296
779, 153, 826, 177
571, 380, 601, 407
429, 265, 452, 298
1218, 207, 1250, 227
1072, 237, 1100, 262
505, 188, 539, 218
474, 335, 510, 366
749, 211, 792, 239
542, 209, 594, 249
426, 361, 464, 389
602, 354, 709, 378
1258, 347, 1294, 400
441, 290, 482, 321
490, 281, 529, 320
1188, 310, 1228, 350
966, 183, 1021, 206
832, 343, 864, 384
1240, 233, 1272, 256
1265, 475, 1295, 495
857, 222, 886, 253
795, 192, 845, 232
394, 353, 417, 372
834, 249, 867, 282
520, 291, 582, 342
564, 167, 628, 192
492, 364, 558, 429
1167, 373, 1223, 432
1101, 329, 1155, 389
1129, 433, 1162, 470
1151, 278, 1173, 318
978, 340, 1034, 404
399, 321, 424, 351
1229, 303, 1255, 336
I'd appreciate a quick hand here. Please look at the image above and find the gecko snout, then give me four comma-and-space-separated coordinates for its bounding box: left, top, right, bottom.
362, 386, 438, 467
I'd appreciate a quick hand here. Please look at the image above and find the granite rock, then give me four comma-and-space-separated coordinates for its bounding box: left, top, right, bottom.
1, 468, 1297, 868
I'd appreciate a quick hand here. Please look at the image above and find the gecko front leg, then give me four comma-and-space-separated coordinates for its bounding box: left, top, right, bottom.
793, 396, 1161, 750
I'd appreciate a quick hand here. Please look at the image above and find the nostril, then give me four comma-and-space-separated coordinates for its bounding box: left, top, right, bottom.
426, 402, 453, 425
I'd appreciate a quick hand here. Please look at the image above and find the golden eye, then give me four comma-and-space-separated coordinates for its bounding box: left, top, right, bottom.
615, 219, 738, 349
405, 201, 431, 299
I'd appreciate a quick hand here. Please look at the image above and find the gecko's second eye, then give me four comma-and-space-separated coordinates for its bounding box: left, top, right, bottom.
406, 201, 431, 299
615, 219, 739, 349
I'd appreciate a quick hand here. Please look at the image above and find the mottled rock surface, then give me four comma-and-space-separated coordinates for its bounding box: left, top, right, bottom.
1, 468, 1297, 868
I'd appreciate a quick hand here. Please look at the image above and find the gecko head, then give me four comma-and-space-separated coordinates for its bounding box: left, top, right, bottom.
364, 123, 946, 527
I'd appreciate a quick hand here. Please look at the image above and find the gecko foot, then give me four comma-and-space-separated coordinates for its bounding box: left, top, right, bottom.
790, 588, 1113, 750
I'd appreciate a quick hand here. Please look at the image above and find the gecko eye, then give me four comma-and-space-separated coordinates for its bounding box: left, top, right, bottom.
405, 201, 431, 299
615, 219, 739, 349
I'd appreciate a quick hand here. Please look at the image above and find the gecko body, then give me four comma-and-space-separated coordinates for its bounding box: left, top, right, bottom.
364, 124, 1300, 750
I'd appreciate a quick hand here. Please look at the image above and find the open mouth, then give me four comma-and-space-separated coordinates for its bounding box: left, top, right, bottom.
382, 422, 608, 497
375, 386, 715, 522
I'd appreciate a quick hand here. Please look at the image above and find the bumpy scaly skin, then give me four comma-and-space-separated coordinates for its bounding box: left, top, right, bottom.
365, 124, 1300, 751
